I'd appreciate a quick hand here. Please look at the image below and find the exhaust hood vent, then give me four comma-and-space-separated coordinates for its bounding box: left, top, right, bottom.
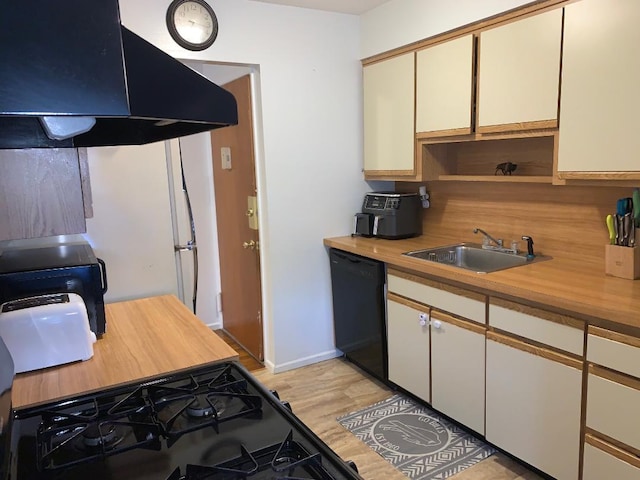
0, 0, 237, 149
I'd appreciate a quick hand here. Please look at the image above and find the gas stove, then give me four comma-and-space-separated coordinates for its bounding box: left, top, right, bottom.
3, 362, 362, 480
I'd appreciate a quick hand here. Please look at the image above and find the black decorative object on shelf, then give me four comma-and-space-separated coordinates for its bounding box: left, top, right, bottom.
495, 162, 518, 175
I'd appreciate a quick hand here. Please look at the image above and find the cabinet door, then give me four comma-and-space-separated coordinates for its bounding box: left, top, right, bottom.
416, 35, 473, 137
486, 334, 582, 480
387, 297, 430, 402
430, 311, 485, 434
363, 53, 415, 176
558, 0, 640, 175
477, 9, 562, 133
0, 148, 86, 241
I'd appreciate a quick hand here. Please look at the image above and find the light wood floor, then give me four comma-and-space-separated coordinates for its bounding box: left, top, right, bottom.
252, 358, 545, 480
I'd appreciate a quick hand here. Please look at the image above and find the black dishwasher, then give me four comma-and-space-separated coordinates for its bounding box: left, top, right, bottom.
329, 248, 387, 382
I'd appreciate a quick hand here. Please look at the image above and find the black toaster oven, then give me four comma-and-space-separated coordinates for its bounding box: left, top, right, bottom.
0, 242, 107, 336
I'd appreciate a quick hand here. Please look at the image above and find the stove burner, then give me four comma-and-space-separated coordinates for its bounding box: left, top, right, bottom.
80, 424, 123, 450
185, 398, 215, 418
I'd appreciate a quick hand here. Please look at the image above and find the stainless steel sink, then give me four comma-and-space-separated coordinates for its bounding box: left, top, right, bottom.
403, 243, 549, 274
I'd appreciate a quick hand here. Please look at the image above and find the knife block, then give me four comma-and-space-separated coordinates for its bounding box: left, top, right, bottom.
605, 244, 640, 280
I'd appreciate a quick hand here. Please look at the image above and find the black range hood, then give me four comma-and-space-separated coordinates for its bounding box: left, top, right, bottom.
0, 0, 237, 149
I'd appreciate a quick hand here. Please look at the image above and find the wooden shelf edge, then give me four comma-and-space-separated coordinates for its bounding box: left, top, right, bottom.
418, 128, 558, 145
437, 175, 553, 183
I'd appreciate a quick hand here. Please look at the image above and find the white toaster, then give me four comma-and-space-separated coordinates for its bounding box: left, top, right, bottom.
0, 293, 97, 373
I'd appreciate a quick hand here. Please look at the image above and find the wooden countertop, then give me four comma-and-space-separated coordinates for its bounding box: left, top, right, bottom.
12, 295, 238, 409
324, 235, 640, 333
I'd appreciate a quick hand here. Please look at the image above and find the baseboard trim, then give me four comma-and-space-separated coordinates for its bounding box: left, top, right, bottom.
270, 349, 342, 374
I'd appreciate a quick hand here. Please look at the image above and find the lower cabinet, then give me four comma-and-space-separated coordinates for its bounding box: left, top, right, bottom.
486, 333, 582, 480
583, 435, 640, 480
387, 294, 430, 403
430, 309, 485, 434
583, 326, 640, 479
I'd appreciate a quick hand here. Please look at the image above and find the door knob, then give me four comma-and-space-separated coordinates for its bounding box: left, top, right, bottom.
242, 240, 256, 250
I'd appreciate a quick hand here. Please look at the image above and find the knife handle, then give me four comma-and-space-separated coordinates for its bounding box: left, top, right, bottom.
633, 188, 640, 227
606, 214, 616, 245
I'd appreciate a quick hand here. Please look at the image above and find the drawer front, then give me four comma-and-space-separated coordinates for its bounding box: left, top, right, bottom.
588, 332, 640, 378
489, 301, 583, 355
587, 373, 640, 451
388, 274, 485, 323
583, 441, 640, 480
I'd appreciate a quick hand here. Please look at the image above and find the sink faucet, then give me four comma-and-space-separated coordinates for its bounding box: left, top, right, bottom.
522, 235, 535, 259
473, 228, 503, 248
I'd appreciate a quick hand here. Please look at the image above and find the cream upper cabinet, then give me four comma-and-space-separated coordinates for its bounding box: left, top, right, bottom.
416, 35, 473, 137
477, 8, 562, 133
363, 52, 415, 177
557, 0, 640, 176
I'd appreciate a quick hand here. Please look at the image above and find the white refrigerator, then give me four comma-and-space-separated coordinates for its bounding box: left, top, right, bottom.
83, 133, 221, 329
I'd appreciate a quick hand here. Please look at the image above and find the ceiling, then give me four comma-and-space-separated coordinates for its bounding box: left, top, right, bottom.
249, 0, 390, 15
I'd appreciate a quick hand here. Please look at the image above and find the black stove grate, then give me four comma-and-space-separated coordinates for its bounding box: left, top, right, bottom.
36, 387, 161, 470
148, 365, 263, 446
11, 362, 362, 480
175, 431, 337, 480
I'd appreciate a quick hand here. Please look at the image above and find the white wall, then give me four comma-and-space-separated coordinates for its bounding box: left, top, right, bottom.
119, 0, 370, 372
361, 0, 533, 58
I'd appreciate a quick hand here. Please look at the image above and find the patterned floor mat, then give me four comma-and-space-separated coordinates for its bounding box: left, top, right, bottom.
337, 394, 495, 480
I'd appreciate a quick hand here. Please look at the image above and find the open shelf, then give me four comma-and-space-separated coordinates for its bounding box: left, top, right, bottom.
438, 175, 553, 183
419, 132, 556, 183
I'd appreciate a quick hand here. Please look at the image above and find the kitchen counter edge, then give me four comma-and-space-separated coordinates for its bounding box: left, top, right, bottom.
324, 236, 640, 334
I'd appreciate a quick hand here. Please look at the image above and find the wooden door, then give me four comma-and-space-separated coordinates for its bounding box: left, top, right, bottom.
210, 75, 263, 361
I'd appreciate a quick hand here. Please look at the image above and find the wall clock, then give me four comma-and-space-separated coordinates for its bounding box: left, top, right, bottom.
166, 0, 218, 51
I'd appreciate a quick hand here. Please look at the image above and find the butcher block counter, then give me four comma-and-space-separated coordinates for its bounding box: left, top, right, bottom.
324, 235, 640, 333
11, 295, 238, 409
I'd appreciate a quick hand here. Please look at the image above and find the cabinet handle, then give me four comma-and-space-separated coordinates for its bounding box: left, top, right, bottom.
432, 319, 442, 329
419, 312, 428, 326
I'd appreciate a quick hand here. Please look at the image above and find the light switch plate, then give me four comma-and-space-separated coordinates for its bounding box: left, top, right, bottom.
221, 147, 232, 170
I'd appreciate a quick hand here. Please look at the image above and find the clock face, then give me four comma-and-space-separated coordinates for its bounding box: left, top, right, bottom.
167, 0, 218, 51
